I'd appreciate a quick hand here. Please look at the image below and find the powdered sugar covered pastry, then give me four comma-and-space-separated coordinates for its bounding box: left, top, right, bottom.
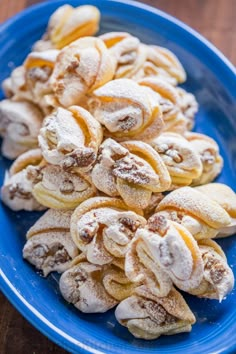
151, 132, 203, 188
90, 79, 164, 141
135, 214, 204, 291
0, 99, 43, 159
100, 32, 147, 79
138, 77, 188, 134
50, 37, 116, 107
115, 286, 195, 340
185, 132, 223, 185
157, 187, 231, 239
1, 66, 32, 102
22, 50, 59, 114
189, 239, 234, 301
38, 106, 103, 172
143, 192, 164, 219
59, 260, 118, 313
23, 209, 78, 276
33, 5, 100, 51
91, 139, 171, 208
125, 230, 173, 297
196, 183, 236, 238
136, 45, 186, 85
176, 87, 198, 130
32, 164, 96, 209
1, 149, 45, 211
70, 196, 146, 265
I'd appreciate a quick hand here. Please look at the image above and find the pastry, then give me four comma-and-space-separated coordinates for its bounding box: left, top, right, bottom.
90, 78, 164, 141
32, 164, 96, 209
138, 77, 188, 134
134, 214, 204, 291
185, 132, 223, 185
33, 5, 100, 51
195, 183, 236, 237
150, 132, 203, 188
59, 260, 118, 313
38, 106, 103, 172
100, 32, 147, 79
70, 196, 146, 265
0, 99, 43, 159
189, 239, 234, 301
157, 187, 231, 239
1, 149, 45, 211
137, 45, 186, 85
125, 230, 173, 297
115, 286, 195, 340
50, 37, 116, 107
23, 209, 78, 276
91, 139, 171, 208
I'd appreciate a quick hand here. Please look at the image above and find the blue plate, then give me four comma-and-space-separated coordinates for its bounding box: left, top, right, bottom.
0, 1, 236, 353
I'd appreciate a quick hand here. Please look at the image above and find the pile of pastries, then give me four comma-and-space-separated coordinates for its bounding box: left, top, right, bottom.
1, 4, 235, 340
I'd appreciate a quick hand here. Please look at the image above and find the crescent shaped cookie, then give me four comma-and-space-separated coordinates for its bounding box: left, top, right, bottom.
157, 186, 231, 239
195, 183, 236, 237
1, 149, 45, 211
136, 44, 186, 85
151, 132, 203, 188
33, 5, 100, 51
185, 132, 223, 185
138, 77, 188, 134
70, 196, 146, 265
125, 231, 173, 297
0, 99, 43, 159
91, 138, 171, 209
32, 164, 96, 209
115, 287, 195, 340
135, 214, 204, 291
90, 78, 164, 141
23, 209, 79, 276
50, 36, 116, 107
188, 239, 234, 301
100, 32, 147, 79
59, 260, 118, 313
39, 106, 103, 172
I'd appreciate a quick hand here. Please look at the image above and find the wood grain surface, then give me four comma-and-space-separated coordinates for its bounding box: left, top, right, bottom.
0, 1, 235, 353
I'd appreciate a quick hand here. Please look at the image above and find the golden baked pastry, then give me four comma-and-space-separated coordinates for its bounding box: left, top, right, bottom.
115, 286, 195, 339
70, 196, 146, 264
38, 106, 103, 172
157, 187, 231, 239
59, 259, 118, 313
196, 183, 236, 237
32, 164, 96, 209
137, 45, 186, 85
151, 132, 203, 188
23, 209, 79, 276
189, 239, 234, 301
125, 229, 173, 297
185, 132, 223, 185
0, 99, 43, 159
1, 149, 45, 211
34, 5, 100, 51
100, 32, 147, 79
50, 37, 116, 107
91, 139, 171, 208
138, 77, 188, 134
90, 78, 164, 141
134, 214, 204, 291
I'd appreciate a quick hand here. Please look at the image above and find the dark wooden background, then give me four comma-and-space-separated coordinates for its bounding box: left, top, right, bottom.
0, 1, 235, 353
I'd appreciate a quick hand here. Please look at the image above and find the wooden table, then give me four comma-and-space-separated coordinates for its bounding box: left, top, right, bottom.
0, 1, 235, 353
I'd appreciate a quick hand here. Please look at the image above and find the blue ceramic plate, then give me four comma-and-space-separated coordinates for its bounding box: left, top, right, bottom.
0, 1, 236, 353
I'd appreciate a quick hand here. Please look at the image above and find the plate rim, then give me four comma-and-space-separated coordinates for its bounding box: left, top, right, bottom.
0, 0, 235, 353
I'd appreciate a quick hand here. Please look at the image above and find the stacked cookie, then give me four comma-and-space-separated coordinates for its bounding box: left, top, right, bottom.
0, 4, 235, 340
